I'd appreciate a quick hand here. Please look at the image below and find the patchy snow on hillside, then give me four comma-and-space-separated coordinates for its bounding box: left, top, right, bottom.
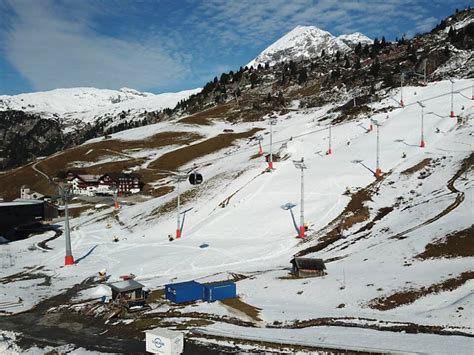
0, 87, 201, 125
0, 79, 472, 352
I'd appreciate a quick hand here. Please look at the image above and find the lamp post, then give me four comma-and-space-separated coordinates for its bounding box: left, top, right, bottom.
417, 101, 426, 148
327, 124, 332, 155
449, 78, 455, 118
268, 118, 277, 169
293, 158, 307, 238
174, 174, 188, 239
372, 119, 382, 178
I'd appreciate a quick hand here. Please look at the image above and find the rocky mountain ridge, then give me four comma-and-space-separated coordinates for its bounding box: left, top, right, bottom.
247, 25, 372, 68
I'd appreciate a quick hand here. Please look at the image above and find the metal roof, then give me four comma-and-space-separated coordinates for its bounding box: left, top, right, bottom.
108, 279, 145, 292
0, 199, 44, 207
165, 280, 202, 290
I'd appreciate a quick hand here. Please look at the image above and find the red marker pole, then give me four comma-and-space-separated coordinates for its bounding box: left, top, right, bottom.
113, 189, 119, 209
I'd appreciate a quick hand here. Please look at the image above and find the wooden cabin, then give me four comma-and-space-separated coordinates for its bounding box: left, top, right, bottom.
291, 257, 326, 278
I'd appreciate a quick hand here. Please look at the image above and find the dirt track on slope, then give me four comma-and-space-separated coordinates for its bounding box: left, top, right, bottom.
416, 225, 474, 259
368, 271, 474, 311
391, 152, 473, 240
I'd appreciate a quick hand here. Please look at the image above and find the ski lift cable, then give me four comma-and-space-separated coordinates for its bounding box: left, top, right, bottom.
185, 85, 461, 168
162, 85, 471, 172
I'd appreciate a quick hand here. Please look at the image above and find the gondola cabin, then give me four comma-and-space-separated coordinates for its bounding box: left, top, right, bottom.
189, 172, 203, 185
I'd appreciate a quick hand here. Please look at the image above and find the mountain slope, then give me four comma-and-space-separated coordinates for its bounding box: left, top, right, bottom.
247, 25, 371, 67
0, 87, 201, 125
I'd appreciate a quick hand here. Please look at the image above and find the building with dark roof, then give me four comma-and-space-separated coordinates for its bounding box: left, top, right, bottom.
291, 257, 326, 278
108, 279, 148, 307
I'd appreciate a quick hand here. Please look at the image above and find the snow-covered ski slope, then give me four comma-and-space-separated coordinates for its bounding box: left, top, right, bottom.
1, 79, 472, 350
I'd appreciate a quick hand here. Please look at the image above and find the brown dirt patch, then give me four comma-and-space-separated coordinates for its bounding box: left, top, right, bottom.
369, 271, 474, 311
38, 132, 202, 176
144, 129, 261, 185
177, 103, 234, 125
416, 225, 474, 259
354, 206, 394, 234
219, 297, 262, 322
296, 185, 375, 256
401, 158, 432, 175
0, 131, 201, 200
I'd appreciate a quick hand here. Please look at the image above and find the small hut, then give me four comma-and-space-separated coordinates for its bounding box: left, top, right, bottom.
108, 279, 147, 308
291, 257, 326, 278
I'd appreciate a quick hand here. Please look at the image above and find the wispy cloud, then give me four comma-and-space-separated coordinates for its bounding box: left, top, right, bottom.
187, 0, 457, 46
1, 0, 190, 91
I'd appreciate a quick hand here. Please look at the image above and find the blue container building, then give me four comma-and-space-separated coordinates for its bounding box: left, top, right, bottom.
203, 281, 236, 302
165, 280, 204, 304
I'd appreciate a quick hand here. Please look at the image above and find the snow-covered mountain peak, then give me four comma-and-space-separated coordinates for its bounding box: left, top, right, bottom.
0, 86, 201, 122
247, 26, 371, 68
337, 32, 372, 48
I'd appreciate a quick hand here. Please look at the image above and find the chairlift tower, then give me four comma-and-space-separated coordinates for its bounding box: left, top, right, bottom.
417, 101, 426, 148
268, 118, 277, 169
293, 158, 307, 238
174, 174, 188, 239
449, 78, 455, 118
372, 120, 382, 178
60, 186, 74, 265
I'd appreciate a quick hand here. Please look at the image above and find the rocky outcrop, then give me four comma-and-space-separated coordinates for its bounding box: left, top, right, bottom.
0, 110, 68, 169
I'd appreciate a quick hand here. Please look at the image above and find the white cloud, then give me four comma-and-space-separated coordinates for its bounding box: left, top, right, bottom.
188, 0, 455, 46
2, 0, 189, 91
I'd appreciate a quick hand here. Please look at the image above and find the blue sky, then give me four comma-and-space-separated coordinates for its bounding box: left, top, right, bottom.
0, 0, 468, 95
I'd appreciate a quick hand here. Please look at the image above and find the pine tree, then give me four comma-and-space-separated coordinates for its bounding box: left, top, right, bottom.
298, 68, 308, 85
354, 42, 362, 55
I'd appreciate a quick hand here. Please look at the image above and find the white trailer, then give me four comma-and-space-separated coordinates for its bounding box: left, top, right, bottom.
145, 327, 184, 355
